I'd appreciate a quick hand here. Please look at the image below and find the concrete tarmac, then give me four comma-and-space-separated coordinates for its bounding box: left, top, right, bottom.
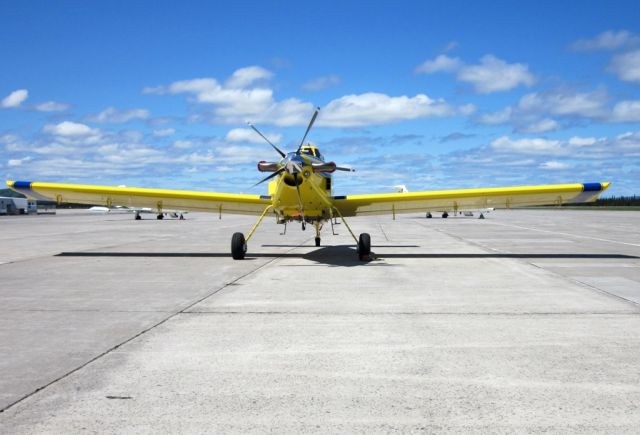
1, 209, 639, 433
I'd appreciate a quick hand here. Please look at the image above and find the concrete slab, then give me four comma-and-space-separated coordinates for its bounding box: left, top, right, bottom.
1, 209, 639, 432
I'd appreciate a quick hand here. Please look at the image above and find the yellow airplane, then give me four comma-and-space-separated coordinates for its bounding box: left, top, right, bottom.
7, 108, 610, 260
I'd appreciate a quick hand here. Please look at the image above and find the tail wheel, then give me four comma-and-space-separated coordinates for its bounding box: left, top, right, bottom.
231, 232, 246, 260
358, 233, 371, 261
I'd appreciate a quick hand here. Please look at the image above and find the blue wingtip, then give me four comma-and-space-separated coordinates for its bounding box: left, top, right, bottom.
582, 183, 602, 192
13, 180, 32, 189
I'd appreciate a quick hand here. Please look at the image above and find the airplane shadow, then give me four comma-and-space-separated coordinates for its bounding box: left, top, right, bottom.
56, 248, 638, 268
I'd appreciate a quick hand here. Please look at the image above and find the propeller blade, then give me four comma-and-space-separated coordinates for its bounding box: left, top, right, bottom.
247, 122, 286, 158
252, 167, 284, 187
335, 166, 355, 172
296, 107, 320, 154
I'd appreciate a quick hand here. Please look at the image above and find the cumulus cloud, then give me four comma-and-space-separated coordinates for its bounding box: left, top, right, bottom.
146, 66, 465, 128
1, 89, 28, 108
416, 54, 534, 93
520, 118, 559, 134
477, 88, 611, 131
152, 128, 176, 137
302, 75, 341, 91
225, 66, 273, 89
571, 30, 640, 51
491, 136, 562, 155
226, 128, 282, 144
539, 160, 570, 170
609, 100, 640, 122
34, 101, 69, 112
144, 67, 313, 126
320, 92, 453, 127
457, 55, 535, 93
8, 156, 31, 167
43, 121, 99, 137
415, 55, 462, 73
90, 107, 150, 123
609, 49, 640, 82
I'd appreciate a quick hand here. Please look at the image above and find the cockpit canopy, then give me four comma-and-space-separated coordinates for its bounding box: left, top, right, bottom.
300, 144, 323, 160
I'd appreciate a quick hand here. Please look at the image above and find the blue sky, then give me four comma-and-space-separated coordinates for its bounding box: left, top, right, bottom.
2, 1, 639, 196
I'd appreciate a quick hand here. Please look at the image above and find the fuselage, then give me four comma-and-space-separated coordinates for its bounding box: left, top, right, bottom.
267, 147, 334, 221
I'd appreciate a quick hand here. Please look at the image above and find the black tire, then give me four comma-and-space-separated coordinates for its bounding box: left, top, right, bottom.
315, 237, 321, 247
135, 214, 141, 220
442, 212, 448, 219
426, 212, 432, 219
231, 232, 246, 260
157, 214, 164, 220
358, 233, 371, 261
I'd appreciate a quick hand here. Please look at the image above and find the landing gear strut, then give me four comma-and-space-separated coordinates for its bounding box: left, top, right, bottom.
314, 221, 321, 247
230, 205, 273, 260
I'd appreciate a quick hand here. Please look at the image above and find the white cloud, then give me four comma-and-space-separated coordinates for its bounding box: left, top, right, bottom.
518, 90, 608, 118
1, 89, 28, 108
152, 128, 176, 137
457, 55, 535, 93
225, 66, 273, 89
302, 75, 341, 91
34, 101, 69, 112
609, 50, 640, 82
320, 92, 453, 127
571, 30, 640, 51
43, 121, 98, 137
539, 161, 570, 170
90, 107, 150, 123
491, 136, 562, 154
415, 55, 462, 73
173, 140, 194, 149
520, 118, 559, 134
568, 136, 597, 146
478, 107, 512, 125
146, 66, 463, 127
8, 157, 31, 167
226, 128, 282, 144
609, 100, 640, 122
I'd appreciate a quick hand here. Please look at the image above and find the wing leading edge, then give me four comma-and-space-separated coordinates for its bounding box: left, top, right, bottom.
333, 182, 610, 217
6, 181, 271, 216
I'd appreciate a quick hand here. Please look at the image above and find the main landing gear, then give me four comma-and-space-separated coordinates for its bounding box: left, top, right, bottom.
231, 232, 247, 260
358, 233, 371, 261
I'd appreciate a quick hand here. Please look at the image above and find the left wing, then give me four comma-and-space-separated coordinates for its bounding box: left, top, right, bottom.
6, 180, 271, 216
333, 182, 610, 217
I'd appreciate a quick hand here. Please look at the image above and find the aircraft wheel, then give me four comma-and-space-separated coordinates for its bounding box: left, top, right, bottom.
358, 233, 371, 261
315, 237, 321, 247
231, 232, 247, 260
426, 212, 432, 218
157, 213, 164, 220
479, 213, 485, 219
442, 212, 448, 219
135, 214, 141, 220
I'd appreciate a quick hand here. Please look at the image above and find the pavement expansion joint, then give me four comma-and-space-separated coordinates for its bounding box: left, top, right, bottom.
0, 239, 309, 414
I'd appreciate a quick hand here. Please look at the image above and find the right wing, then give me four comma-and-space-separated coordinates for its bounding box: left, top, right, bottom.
333, 182, 610, 217
7, 180, 271, 216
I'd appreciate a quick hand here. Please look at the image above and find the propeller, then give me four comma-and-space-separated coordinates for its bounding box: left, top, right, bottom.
296, 107, 320, 154
252, 167, 285, 187
247, 122, 286, 158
